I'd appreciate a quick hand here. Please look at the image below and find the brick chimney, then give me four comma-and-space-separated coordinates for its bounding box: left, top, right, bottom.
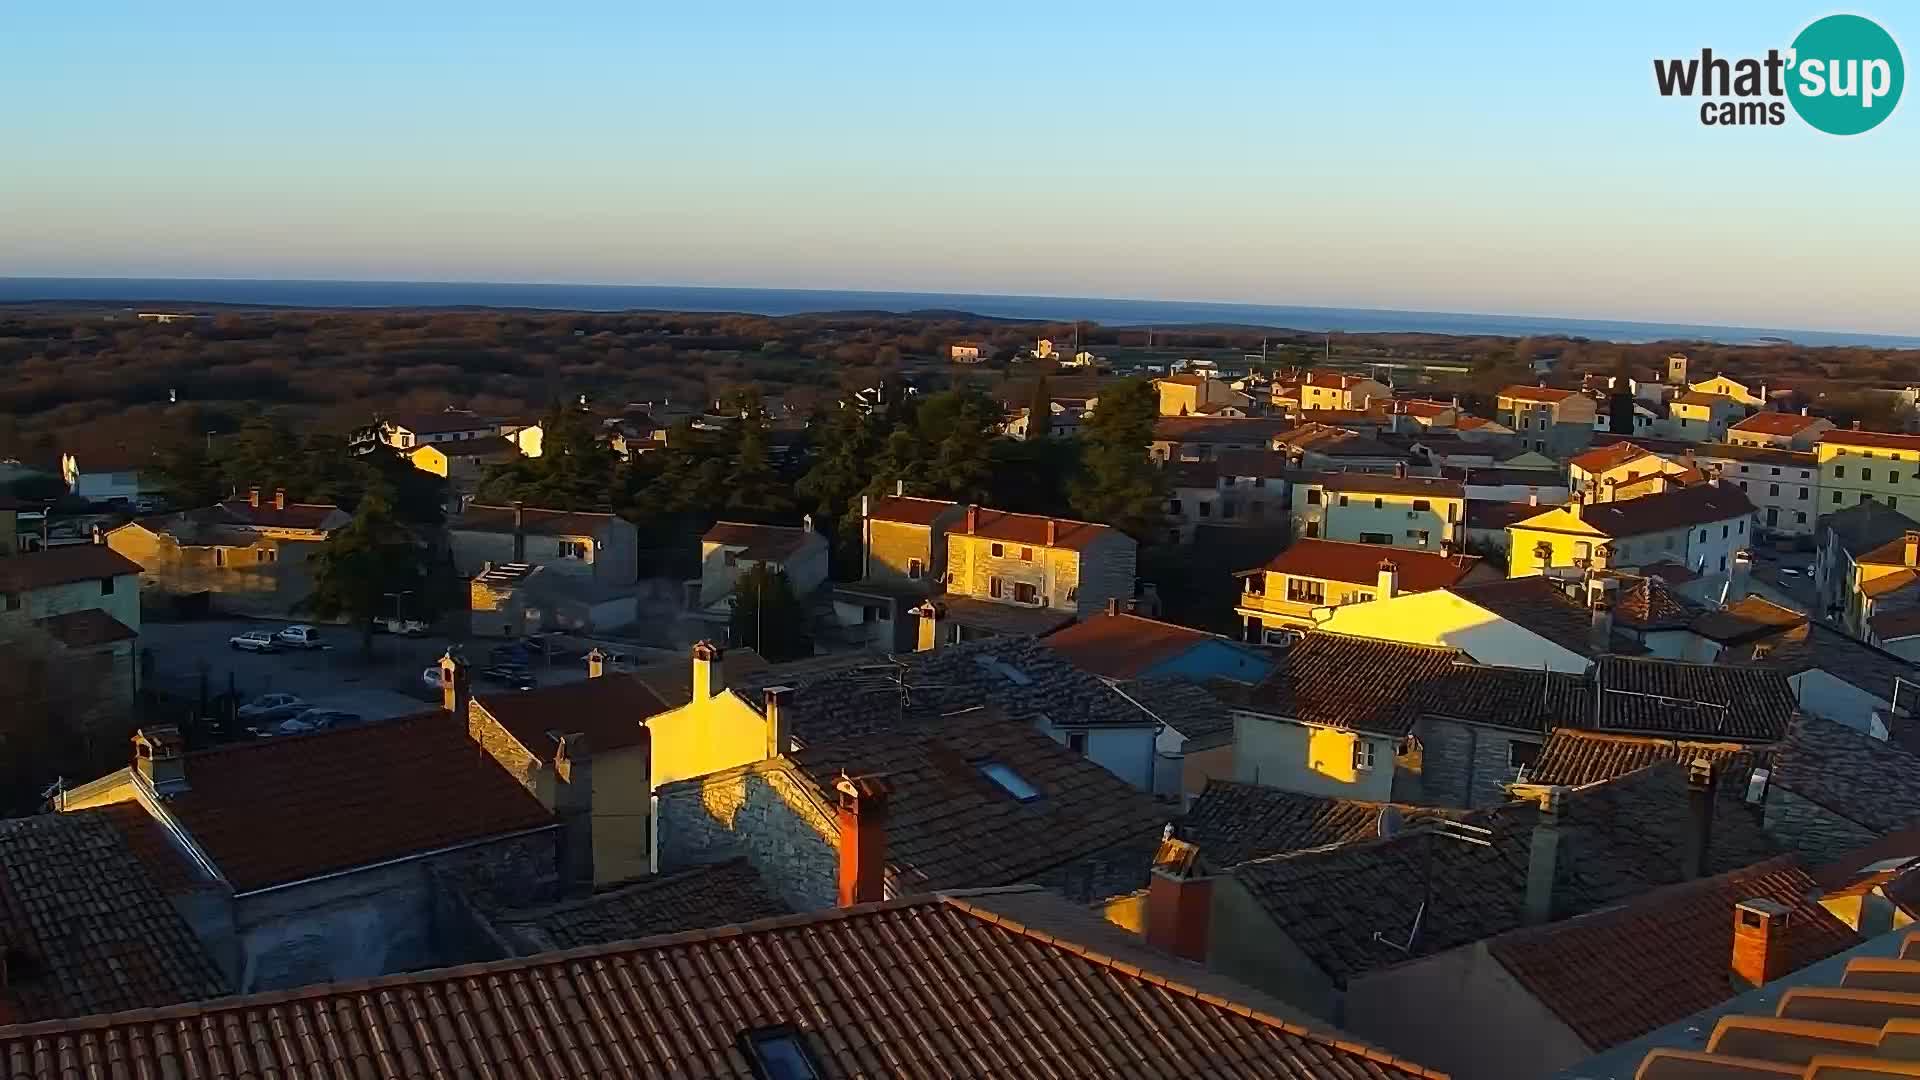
1731, 898, 1793, 990
1376, 560, 1399, 600
273, 488, 286, 511
913, 600, 944, 651
691, 640, 725, 700
763, 685, 794, 759
552, 732, 594, 891
965, 504, 979, 534
1684, 757, 1718, 880
1045, 518, 1059, 547
586, 647, 606, 678
439, 649, 471, 720
1525, 787, 1566, 925
132, 726, 188, 797
835, 773, 892, 907
1145, 838, 1213, 963
247, 487, 260, 508
511, 499, 526, 562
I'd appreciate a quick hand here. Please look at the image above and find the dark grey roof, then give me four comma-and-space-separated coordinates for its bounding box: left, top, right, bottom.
490, 859, 789, 954
1113, 677, 1238, 745
1417, 664, 1591, 733
1589, 656, 1797, 741
1818, 498, 1920, 558
1703, 598, 1920, 707
1526, 729, 1770, 790
1176, 781, 1473, 869
732, 636, 1162, 745
1769, 714, 1920, 838
938, 595, 1077, 637
1229, 764, 1778, 986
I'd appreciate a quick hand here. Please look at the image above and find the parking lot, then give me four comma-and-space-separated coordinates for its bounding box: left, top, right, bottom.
139, 619, 675, 723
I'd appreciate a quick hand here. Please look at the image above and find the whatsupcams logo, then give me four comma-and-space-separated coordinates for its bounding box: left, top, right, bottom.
1654, 13, 1903, 133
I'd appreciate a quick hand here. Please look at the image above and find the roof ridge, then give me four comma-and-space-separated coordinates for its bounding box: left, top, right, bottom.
936, 894, 1449, 1078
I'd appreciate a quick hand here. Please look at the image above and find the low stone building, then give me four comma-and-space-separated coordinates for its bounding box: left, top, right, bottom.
106, 489, 347, 617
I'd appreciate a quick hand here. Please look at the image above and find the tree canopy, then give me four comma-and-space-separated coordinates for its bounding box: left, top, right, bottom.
1070, 378, 1166, 542
729, 563, 813, 661
304, 492, 442, 658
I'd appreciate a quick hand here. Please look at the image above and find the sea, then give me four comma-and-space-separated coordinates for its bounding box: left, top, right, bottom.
3, 277, 1916, 349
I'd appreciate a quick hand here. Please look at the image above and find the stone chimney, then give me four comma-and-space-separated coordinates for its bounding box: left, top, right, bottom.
1144, 838, 1213, 963
1377, 560, 1399, 600
273, 488, 286, 511
511, 499, 526, 562
763, 685, 794, 759
132, 726, 188, 797
913, 600, 944, 652
691, 640, 725, 700
835, 772, 892, 907
1525, 787, 1566, 925
586, 647, 606, 678
247, 487, 260, 508
1045, 518, 1058, 547
1684, 758, 1718, 880
1854, 420, 1864, 431
965, 504, 979, 534
552, 732, 594, 891
439, 649, 471, 720
1731, 898, 1793, 990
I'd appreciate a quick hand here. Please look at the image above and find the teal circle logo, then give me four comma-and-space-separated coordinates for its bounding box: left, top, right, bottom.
1788, 14, 1904, 135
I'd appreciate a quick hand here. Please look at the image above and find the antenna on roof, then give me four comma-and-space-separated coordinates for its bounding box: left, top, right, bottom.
1370, 818, 1492, 954
1374, 805, 1404, 838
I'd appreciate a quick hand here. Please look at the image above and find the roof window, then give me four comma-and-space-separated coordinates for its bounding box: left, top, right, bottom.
979, 761, 1041, 802
740, 1026, 823, 1080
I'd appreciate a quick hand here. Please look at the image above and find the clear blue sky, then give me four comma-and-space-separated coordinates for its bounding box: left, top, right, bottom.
3, 2, 1914, 334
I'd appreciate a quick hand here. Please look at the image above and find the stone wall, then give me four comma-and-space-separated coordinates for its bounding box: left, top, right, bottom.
657, 767, 840, 911
1416, 718, 1539, 809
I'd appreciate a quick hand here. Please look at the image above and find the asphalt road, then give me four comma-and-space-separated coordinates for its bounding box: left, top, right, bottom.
139, 619, 601, 722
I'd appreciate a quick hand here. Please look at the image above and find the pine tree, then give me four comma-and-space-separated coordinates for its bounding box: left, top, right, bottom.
1071, 378, 1167, 542
149, 436, 225, 508
729, 563, 813, 661
1027, 375, 1053, 440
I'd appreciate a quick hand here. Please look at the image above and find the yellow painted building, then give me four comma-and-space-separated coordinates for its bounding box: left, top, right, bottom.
1155, 375, 1251, 417
1287, 371, 1391, 412
1816, 428, 1920, 514
1234, 538, 1488, 640
1506, 483, 1755, 579
944, 506, 1136, 620
1566, 442, 1690, 503
1688, 374, 1764, 406
1668, 392, 1745, 442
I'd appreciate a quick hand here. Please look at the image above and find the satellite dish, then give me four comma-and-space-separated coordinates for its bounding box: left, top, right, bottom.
1375, 805, 1405, 839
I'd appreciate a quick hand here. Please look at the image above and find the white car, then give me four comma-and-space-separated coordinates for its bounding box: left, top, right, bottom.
237, 693, 307, 723
275, 625, 325, 649
228, 630, 280, 653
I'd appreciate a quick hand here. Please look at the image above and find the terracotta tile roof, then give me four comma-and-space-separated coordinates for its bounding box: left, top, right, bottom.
631, 647, 768, 709
1613, 575, 1699, 630
1500, 385, 1578, 404
1819, 427, 1920, 452
1871, 609, 1920, 640
1043, 611, 1216, 679
1590, 656, 1797, 741
1151, 416, 1297, 444
1858, 532, 1919, 568
702, 519, 817, 561
1466, 499, 1542, 531
715, 711, 1170, 896
1454, 414, 1507, 431
1860, 568, 1920, 598
1526, 729, 1770, 789
1570, 442, 1661, 474
1243, 634, 1466, 737
1674, 390, 1739, 408
0, 546, 142, 594
0, 810, 225, 1022
456, 503, 623, 537
1302, 471, 1464, 498
219, 499, 346, 532
34, 609, 136, 649
146, 712, 556, 892
1768, 714, 1920, 840
92, 801, 206, 896
1229, 763, 1779, 986
1416, 663, 1592, 733
0, 886, 1446, 1080
957, 507, 1115, 551
474, 674, 668, 761
1213, 448, 1295, 478
1177, 780, 1474, 868
1257, 538, 1482, 590
1555, 482, 1757, 539
491, 858, 790, 953
1730, 412, 1827, 437
865, 494, 959, 526
938, 593, 1079, 635
1692, 441, 1816, 467
1400, 400, 1454, 418
1487, 857, 1858, 1051
1690, 595, 1808, 644
1454, 577, 1640, 659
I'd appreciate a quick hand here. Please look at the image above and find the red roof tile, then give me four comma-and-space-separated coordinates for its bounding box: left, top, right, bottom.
865, 494, 960, 526
1872, 609, 1920, 640
0, 889, 1444, 1079
1259, 538, 1482, 590
1152, 416, 1297, 444
1488, 858, 1858, 1050
150, 712, 556, 892
92, 801, 206, 895
1043, 611, 1217, 679
34, 608, 137, 648
959, 507, 1116, 551
1819, 428, 1920, 452
1569, 441, 1660, 473
1500, 385, 1577, 403
702, 520, 817, 560
454, 503, 622, 537
1730, 411, 1826, 436
474, 674, 667, 761
1244, 633, 1466, 737
1674, 390, 1738, 407
0, 546, 142, 593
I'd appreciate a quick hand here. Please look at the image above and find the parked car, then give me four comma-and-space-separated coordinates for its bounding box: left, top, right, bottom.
228, 630, 280, 653
289, 708, 364, 730
237, 693, 308, 723
375, 617, 429, 636
477, 665, 537, 691
275, 625, 326, 649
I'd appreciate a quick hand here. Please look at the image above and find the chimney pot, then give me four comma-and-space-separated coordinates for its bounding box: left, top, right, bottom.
895, 479, 905, 497
1377, 559, 1400, 600
1045, 519, 1058, 547
835, 772, 892, 907
1144, 839, 1213, 963
763, 685, 794, 759
1106, 597, 1120, 617
914, 600, 944, 651
1731, 898, 1793, 989
1904, 531, 1919, 569
1524, 787, 1566, 925
132, 726, 189, 796
273, 488, 285, 511
965, 504, 978, 534
586, 647, 606, 678
248, 487, 260, 508
439, 649, 471, 721
692, 640, 726, 699
1854, 420, 1863, 431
